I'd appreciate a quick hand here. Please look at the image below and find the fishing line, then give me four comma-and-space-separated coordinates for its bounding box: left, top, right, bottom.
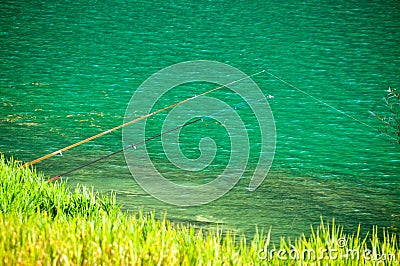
47, 97, 271, 182
264, 70, 378, 131
21, 69, 266, 169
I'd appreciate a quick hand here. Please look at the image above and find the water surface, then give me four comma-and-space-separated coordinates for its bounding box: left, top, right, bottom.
1, 0, 399, 239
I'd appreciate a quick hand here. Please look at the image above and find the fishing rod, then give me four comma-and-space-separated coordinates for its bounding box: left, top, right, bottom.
47, 97, 270, 182
47, 117, 202, 182
21, 70, 266, 169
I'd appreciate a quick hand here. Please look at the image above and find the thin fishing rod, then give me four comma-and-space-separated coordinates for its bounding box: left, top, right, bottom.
47, 118, 202, 182
21, 69, 266, 169
47, 97, 270, 182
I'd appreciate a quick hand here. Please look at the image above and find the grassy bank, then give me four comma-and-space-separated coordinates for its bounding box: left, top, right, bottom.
0, 155, 399, 265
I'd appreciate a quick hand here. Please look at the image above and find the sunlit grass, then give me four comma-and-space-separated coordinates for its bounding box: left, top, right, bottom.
0, 155, 399, 265
0, 154, 119, 218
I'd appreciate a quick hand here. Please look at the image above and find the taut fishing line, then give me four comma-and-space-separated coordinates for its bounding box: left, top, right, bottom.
266, 70, 400, 142
264, 70, 379, 131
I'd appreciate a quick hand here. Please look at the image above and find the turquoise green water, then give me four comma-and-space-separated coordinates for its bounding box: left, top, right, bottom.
1, 1, 399, 238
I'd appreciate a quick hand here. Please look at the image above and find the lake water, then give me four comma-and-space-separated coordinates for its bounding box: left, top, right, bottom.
1, 0, 399, 240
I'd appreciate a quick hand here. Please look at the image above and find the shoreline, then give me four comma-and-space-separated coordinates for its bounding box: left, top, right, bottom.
0, 154, 399, 264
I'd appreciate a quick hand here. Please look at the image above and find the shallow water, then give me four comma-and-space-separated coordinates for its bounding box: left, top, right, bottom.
1, 0, 399, 239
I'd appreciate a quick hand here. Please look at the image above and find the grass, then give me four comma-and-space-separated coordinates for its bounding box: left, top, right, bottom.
0, 155, 119, 218
0, 154, 399, 265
